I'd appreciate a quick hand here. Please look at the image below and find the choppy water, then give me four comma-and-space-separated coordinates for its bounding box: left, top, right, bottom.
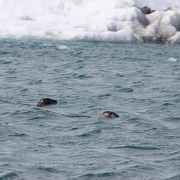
0, 38, 180, 180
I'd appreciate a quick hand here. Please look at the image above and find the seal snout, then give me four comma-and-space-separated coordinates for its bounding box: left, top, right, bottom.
37, 98, 57, 107
99, 111, 119, 120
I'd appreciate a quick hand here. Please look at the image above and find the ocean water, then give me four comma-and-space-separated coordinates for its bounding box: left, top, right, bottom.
0, 38, 180, 179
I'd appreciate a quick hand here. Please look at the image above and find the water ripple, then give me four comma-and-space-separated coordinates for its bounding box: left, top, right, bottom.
0, 172, 19, 180
37, 166, 59, 173
77, 128, 102, 138
108, 145, 160, 150
78, 171, 120, 179
165, 174, 180, 180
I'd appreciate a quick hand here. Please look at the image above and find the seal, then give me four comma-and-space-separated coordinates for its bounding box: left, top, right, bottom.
37, 98, 57, 107
141, 6, 155, 14
99, 111, 119, 119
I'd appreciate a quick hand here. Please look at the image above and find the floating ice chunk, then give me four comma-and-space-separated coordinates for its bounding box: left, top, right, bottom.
168, 57, 178, 62
56, 45, 69, 50
0, 0, 180, 43
168, 32, 180, 43
142, 7, 180, 43
165, 4, 180, 11
73, 30, 138, 42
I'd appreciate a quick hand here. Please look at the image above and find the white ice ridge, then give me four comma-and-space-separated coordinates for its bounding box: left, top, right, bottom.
0, 0, 180, 43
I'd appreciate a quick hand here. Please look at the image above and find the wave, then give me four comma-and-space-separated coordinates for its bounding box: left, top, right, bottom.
77, 128, 102, 137
78, 171, 120, 179
37, 166, 59, 173
165, 174, 180, 180
108, 145, 160, 150
0, 171, 19, 180
0, 0, 180, 43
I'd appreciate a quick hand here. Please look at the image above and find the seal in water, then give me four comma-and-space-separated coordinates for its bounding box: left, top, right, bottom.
99, 111, 119, 119
37, 98, 57, 107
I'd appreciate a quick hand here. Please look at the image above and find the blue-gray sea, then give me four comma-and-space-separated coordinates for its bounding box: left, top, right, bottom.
0, 39, 180, 180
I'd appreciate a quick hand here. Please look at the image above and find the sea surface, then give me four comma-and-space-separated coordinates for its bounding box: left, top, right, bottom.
0, 38, 180, 180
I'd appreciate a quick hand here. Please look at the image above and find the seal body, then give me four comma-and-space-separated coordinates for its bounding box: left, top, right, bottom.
37, 98, 57, 107
99, 111, 119, 119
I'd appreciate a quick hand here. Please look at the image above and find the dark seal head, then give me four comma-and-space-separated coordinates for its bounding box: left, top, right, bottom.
37, 98, 57, 107
99, 111, 119, 120
141, 6, 155, 14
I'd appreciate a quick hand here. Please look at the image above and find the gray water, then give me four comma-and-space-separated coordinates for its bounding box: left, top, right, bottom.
0, 39, 180, 180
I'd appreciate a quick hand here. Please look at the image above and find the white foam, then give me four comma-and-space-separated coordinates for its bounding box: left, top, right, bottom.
0, 0, 180, 43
